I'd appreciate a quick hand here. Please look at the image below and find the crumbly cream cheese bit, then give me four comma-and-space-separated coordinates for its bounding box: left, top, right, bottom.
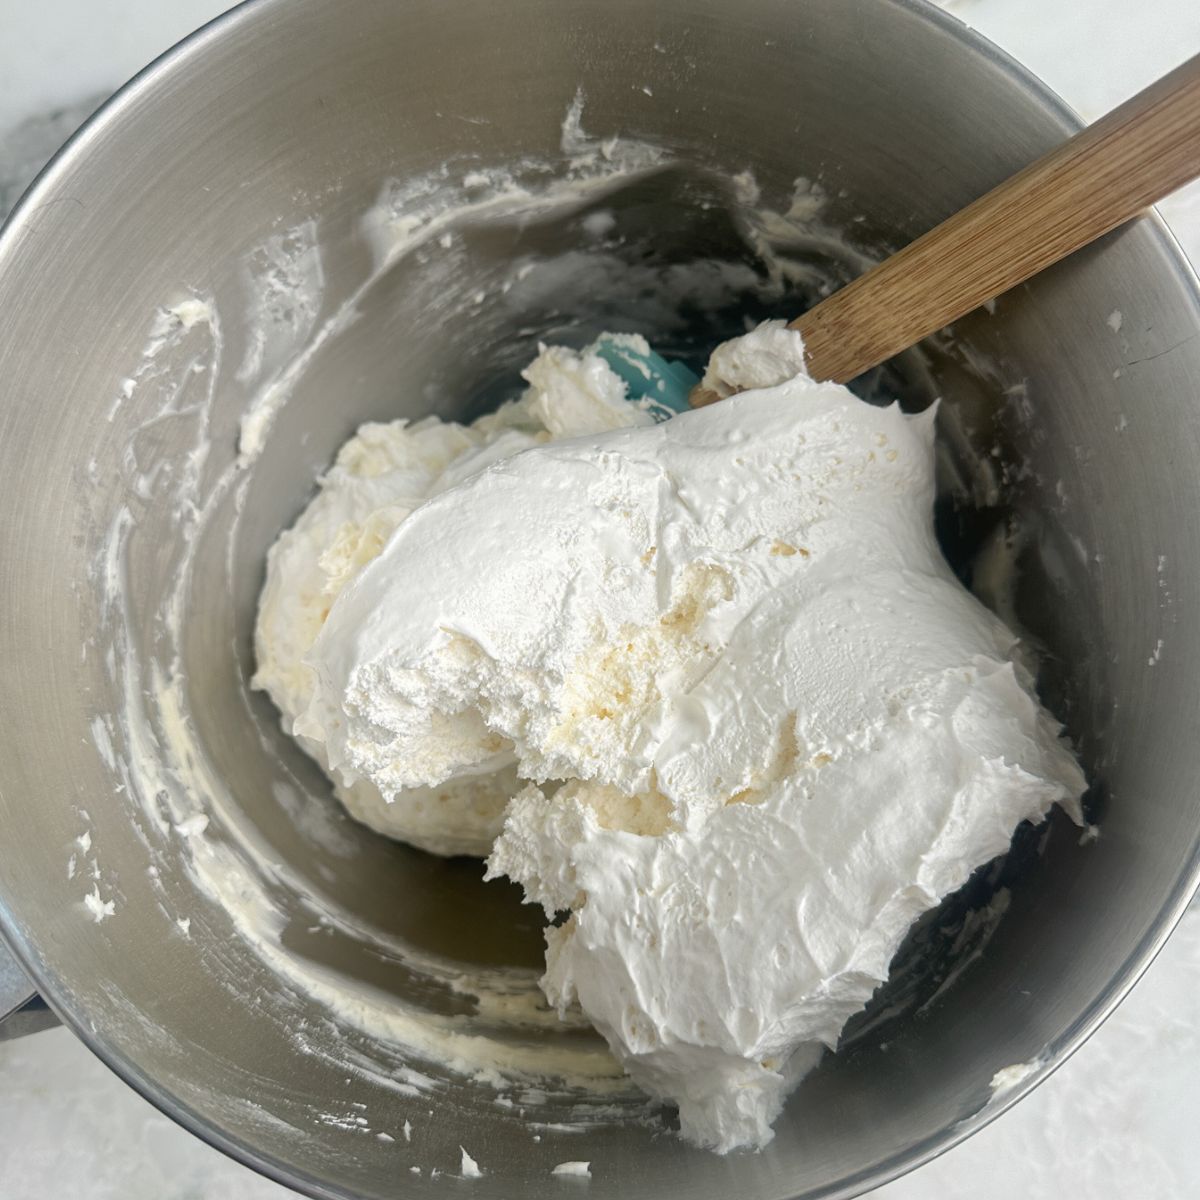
252, 338, 653, 855
297, 324, 1085, 1151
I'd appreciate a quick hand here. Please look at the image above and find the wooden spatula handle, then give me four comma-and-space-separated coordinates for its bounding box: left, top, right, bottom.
796, 51, 1200, 385
693, 51, 1200, 402
797, 52, 1200, 385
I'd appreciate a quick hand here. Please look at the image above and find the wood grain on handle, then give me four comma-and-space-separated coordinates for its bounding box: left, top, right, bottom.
692, 51, 1200, 403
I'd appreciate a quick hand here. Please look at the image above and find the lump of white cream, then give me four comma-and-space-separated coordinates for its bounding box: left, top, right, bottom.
253, 338, 653, 855
294, 324, 1085, 1151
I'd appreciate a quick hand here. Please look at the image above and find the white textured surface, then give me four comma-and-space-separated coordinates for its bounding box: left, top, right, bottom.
300, 327, 1086, 1151
253, 341, 651, 856
1, 0, 1198, 1197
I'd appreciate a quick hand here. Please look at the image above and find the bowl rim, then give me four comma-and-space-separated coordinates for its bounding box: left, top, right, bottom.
1, 1, 1198, 1197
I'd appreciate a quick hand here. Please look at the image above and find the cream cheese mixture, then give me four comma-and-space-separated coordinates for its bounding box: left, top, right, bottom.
256, 322, 1085, 1152
254, 338, 658, 854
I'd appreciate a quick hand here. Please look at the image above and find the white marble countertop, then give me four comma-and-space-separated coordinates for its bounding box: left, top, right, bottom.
2, 1, 1199, 1197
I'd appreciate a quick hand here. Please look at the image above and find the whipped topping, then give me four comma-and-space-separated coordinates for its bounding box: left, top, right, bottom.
293, 324, 1085, 1151
699, 317, 809, 399
253, 338, 653, 855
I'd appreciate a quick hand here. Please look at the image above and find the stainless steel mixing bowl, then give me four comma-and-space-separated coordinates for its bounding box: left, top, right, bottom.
2, 0, 1199, 1196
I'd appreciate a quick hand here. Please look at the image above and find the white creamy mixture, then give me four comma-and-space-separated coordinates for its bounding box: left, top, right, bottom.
258, 323, 1086, 1152
254, 337, 660, 854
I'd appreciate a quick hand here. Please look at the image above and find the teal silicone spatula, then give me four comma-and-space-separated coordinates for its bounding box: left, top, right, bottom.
592, 334, 699, 418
